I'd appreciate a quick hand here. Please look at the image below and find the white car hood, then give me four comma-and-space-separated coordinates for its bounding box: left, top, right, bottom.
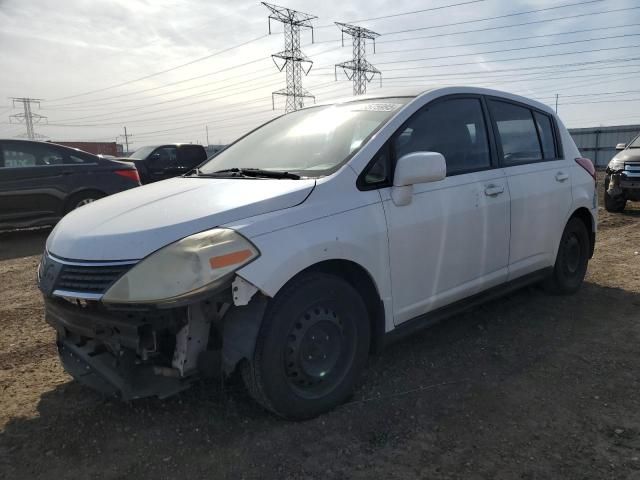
47, 177, 315, 261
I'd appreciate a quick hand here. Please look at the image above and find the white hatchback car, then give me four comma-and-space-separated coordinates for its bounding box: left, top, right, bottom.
39, 87, 597, 419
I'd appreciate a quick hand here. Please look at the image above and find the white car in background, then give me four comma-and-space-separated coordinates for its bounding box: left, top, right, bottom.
38, 87, 597, 419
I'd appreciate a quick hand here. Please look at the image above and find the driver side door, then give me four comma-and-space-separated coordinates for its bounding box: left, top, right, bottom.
376, 96, 511, 325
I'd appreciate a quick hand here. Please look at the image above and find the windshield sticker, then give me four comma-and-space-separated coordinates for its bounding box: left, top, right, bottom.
351, 103, 402, 112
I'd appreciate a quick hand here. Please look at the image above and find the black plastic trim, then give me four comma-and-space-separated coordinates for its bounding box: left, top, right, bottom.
382, 268, 553, 349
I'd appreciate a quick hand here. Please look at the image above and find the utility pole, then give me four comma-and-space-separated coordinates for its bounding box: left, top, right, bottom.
206, 125, 209, 147
263, 2, 316, 112
9, 97, 47, 140
122, 127, 132, 153
555, 94, 559, 113
334, 23, 381, 95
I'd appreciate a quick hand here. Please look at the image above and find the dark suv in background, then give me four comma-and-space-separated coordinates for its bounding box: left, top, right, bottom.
0, 140, 140, 230
119, 144, 207, 184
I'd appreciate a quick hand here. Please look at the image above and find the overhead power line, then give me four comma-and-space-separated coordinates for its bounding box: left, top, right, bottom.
382, 0, 603, 36
48, 34, 271, 102
376, 44, 640, 70
315, 0, 487, 28
374, 24, 640, 55
312, 5, 640, 46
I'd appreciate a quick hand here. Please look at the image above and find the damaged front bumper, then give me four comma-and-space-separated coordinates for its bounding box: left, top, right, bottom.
44, 279, 266, 401
607, 165, 640, 200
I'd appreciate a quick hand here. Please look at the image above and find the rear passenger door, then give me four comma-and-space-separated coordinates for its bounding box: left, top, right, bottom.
487, 99, 572, 280
0, 141, 70, 224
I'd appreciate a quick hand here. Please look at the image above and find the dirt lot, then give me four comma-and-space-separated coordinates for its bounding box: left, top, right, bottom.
1, 174, 640, 479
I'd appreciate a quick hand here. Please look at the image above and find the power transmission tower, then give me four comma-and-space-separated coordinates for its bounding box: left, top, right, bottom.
334, 23, 381, 95
9, 97, 47, 140
262, 2, 316, 112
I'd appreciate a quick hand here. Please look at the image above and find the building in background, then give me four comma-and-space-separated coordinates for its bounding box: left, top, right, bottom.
205, 144, 226, 157
49, 141, 122, 156
569, 125, 640, 168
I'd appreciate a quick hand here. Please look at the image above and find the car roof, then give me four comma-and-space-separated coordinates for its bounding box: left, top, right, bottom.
0, 139, 100, 155
313, 86, 556, 116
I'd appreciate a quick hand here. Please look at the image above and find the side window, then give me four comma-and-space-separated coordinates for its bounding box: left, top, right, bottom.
151, 147, 178, 170
178, 146, 205, 169
489, 100, 542, 165
533, 111, 558, 160
362, 145, 391, 186
392, 98, 491, 176
68, 154, 91, 164
0, 143, 65, 168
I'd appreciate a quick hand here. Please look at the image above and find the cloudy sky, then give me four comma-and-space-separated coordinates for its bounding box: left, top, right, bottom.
1, 0, 639, 149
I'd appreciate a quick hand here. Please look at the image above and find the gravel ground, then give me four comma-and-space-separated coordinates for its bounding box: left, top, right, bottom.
1, 173, 640, 479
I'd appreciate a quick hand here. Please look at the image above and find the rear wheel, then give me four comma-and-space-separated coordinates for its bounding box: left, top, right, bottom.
545, 217, 590, 295
604, 176, 626, 213
66, 191, 105, 213
241, 273, 370, 419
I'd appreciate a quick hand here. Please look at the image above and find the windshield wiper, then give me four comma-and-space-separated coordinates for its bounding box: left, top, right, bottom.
212, 168, 301, 179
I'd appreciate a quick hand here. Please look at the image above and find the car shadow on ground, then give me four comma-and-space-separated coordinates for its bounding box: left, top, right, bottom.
2, 281, 640, 479
0, 228, 50, 261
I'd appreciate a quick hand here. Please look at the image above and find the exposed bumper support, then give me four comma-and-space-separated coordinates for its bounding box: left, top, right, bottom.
58, 337, 193, 401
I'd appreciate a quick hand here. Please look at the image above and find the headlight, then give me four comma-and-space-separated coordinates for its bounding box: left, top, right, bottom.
102, 228, 259, 304
608, 157, 624, 171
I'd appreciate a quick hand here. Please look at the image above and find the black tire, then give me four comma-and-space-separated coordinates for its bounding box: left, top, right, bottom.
545, 217, 590, 295
604, 176, 626, 213
241, 273, 371, 420
65, 190, 105, 213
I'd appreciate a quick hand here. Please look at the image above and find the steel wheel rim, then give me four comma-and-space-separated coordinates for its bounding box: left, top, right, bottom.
564, 233, 581, 274
284, 305, 355, 398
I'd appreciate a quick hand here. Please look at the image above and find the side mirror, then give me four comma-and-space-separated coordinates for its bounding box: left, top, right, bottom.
616, 143, 626, 151
391, 152, 447, 207
393, 151, 446, 187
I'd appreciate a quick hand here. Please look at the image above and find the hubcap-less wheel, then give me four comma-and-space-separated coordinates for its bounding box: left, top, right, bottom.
241, 273, 371, 419
563, 233, 581, 274
285, 306, 355, 397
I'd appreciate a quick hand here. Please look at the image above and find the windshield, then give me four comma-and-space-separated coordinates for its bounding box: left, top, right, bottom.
128, 146, 157, 160
199, 98, 411, 177
629, 134, 640, 148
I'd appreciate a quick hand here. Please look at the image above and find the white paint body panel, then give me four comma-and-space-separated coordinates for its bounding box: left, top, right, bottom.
381, 169, 511, 324
46, 177, 315, 260
45, 86, 594, 335
505, 159, 573, 280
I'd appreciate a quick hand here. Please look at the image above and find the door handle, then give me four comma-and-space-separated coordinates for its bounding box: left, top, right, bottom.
555, 172, 569, 182
484, 184, 504, 197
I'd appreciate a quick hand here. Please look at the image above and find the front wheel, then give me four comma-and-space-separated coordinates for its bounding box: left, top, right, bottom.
241, 273, 370, 419
544, 217, 590, 295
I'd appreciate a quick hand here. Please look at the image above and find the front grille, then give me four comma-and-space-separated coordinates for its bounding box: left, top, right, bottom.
55, 263, 132, 294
